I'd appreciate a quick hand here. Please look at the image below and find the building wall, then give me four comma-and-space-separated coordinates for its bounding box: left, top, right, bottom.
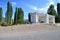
30, 12, 55, 24
46, 14, 49, 24
36, 14, 39, 23
49, 15, 55, 24
30, 13, 39, 23
38, 15, 47, 23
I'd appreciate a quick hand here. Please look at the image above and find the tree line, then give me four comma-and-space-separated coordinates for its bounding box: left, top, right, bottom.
0, 2, 60, 26
0, 1, 24, 26
28, 3, 60, 23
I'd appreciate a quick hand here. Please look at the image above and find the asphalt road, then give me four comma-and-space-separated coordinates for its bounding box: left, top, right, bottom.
0, 30, 60, 40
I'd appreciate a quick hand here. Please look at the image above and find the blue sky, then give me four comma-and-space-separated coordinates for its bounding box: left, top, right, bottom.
0, 0, 60, 19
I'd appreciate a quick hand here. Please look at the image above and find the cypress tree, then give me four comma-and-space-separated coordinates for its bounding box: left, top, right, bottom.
28, 13, 31, 23
17, 8, 24, 24
55, 3, 60, 23
14, 8, 24, 24
57, 3, 60, 15
13, 8, 18, 24
0, 7, 2, 24
5, 1, 13, 25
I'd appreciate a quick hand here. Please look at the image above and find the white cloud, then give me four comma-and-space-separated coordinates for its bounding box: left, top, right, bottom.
49, 0, 54, 4
26, 0, 57, 13
47, 0, 57, 11
31, 6, 38, 10
12, 2, 16, 6
43, 0, 57, 12
45, 0, 54, 11
30, 6, 44, 11
26, 4, 45, 12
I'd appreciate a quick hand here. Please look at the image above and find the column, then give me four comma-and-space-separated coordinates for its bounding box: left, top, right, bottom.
53, 16, 55, 24
46, 14, 49, 24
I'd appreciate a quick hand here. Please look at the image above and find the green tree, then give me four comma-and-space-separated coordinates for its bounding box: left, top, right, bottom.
13, 8, 18, 24
0, 7, 2, 24
55, 15, 60, 23
5, 1, 13, 25
14, 8, 24, 24
57, 3, 60, 15
55, 3, 60, 23
28, 13, 31, 23
47, 4, 56, 16
17, 8, 24, 24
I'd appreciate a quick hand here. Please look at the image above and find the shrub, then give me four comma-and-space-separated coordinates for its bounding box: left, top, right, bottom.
1, 22, 8, 26
55, 15, 60, 23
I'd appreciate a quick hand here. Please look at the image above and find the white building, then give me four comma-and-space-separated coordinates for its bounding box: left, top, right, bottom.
30, 12, 55, 24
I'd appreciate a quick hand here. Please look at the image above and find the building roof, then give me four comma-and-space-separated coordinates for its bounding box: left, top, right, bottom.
30, 12, 55, 17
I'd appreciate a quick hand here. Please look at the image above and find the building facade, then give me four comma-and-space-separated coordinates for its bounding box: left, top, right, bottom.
30, 12, 55, 24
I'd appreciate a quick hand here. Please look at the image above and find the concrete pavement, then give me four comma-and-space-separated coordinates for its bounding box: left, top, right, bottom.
0, 30, 60, 40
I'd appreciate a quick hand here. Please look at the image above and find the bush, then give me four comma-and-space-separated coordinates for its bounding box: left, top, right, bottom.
55, 15, 60, 23
1, 22, 8, 26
